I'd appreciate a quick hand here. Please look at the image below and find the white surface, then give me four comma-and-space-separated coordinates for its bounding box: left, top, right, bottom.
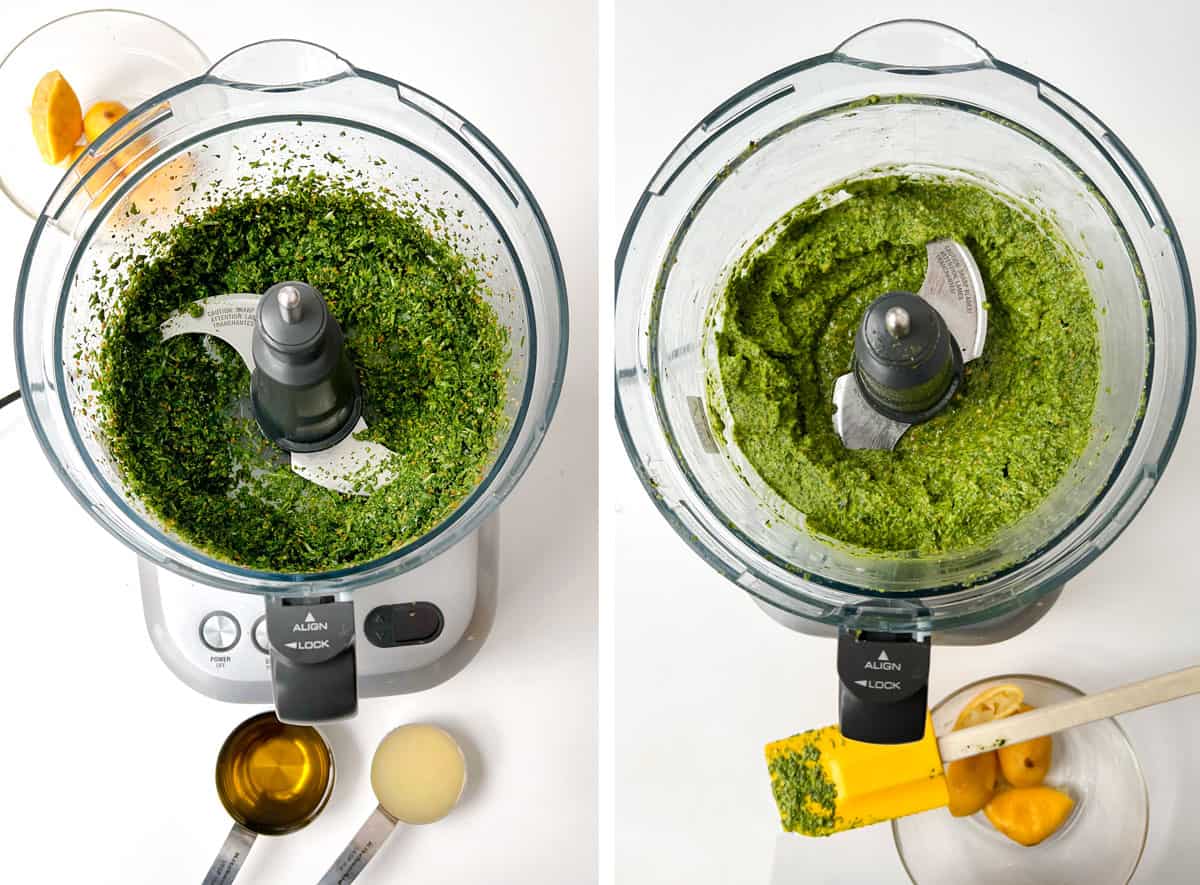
614, 2, 1200, 884
0, 1, 597, 883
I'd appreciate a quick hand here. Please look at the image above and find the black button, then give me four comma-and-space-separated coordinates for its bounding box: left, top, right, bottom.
363, 603, 444, 648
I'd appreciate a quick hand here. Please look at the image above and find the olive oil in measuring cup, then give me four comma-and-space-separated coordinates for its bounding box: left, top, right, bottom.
203, 712, 335, 885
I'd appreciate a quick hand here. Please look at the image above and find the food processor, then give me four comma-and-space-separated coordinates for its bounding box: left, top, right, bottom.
615, 20, 1193, 742
16, 39, 568, 723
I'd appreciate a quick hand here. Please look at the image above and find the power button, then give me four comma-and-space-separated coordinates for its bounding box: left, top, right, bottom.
200, 611, 241, 652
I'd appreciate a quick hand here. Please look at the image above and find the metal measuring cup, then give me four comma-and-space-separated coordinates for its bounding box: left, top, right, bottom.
203, 711, 335, 885
316, 724, 467, 884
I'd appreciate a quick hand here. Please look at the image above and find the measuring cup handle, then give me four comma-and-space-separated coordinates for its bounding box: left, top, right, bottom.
202, 823, 257, 885
315, 806, 399, 885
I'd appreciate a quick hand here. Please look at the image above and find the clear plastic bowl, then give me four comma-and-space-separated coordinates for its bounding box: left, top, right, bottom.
614, 20, 1193, 633
893, 675, 1148, 885
0, 9, 210, 219
15, 40, 568, 594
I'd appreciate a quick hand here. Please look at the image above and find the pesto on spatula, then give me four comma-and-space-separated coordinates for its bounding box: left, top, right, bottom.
94, 173, 509, 572
715, 176, 1099, 554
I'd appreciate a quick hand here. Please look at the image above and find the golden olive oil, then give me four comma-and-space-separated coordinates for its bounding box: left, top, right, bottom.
215, 712, 334, 836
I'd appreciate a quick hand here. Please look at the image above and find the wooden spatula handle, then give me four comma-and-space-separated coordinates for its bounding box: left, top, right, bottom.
938, 665, 1200, 763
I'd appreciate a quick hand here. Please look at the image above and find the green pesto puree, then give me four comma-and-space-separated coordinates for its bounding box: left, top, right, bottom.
715, 176, 1099, 554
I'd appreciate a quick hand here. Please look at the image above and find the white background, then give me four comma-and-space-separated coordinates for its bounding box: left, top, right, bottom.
614, 2, 1200, 884
0, 1, 597, 883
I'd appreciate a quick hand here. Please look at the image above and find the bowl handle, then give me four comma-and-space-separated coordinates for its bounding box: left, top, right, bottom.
207, 39, 355, 89
834, 19, 994, 71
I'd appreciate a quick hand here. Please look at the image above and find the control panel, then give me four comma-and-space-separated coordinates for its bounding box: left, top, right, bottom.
139, 516, 498, 704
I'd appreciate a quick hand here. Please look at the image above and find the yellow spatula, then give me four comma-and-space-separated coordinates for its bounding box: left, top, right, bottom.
766, 665, 1200, 836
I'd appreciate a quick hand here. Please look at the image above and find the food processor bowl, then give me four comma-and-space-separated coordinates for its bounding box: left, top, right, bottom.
17, 40, 568, 595
615, 20, 1193, 635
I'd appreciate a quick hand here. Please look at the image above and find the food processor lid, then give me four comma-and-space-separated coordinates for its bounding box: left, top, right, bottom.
614, 20, 1195, 630
15, 39, 570, 594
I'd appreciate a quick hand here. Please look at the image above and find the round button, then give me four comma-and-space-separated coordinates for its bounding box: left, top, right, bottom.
200, 611, 241, 652
251, 616, 270, 655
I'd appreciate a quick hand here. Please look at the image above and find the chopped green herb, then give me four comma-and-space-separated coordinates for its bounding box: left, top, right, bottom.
93, 172, 509, 572
767, 740, 840, 837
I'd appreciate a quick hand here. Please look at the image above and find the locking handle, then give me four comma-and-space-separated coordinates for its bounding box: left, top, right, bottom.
265, 596, 358, 723
836, 601, 933, 745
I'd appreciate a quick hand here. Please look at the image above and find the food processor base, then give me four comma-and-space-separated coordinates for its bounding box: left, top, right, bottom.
140, 515, 498, 704
753, 585, 1064, 646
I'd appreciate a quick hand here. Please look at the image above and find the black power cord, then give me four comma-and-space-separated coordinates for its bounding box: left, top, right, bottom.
0, 390, 21, 410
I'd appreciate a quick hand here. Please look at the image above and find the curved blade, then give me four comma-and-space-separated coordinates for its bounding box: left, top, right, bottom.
291, 418, 398, 495
161, 295, 398, 496
918, 239, 987, 362
831, 240, 988, 451
160, 293, 260, 372
832, 372, 910, 451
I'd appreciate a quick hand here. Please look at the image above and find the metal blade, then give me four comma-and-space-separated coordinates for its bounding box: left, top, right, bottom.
291, 417, 398, 495
832, 372, 910, 451
161, 294, 399, 496
831, 240, 988, 451
918, 239, 987, 362
160, 293, 260, 372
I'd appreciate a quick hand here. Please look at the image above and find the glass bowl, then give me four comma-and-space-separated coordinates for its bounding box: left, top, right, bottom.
892, 674, 1148, 884
614, 20, 1194, 634
0, 9, 210, 219
15, 40, 568, 593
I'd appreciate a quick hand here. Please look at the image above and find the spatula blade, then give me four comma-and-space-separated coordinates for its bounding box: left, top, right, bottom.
765, 713, 947, 836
